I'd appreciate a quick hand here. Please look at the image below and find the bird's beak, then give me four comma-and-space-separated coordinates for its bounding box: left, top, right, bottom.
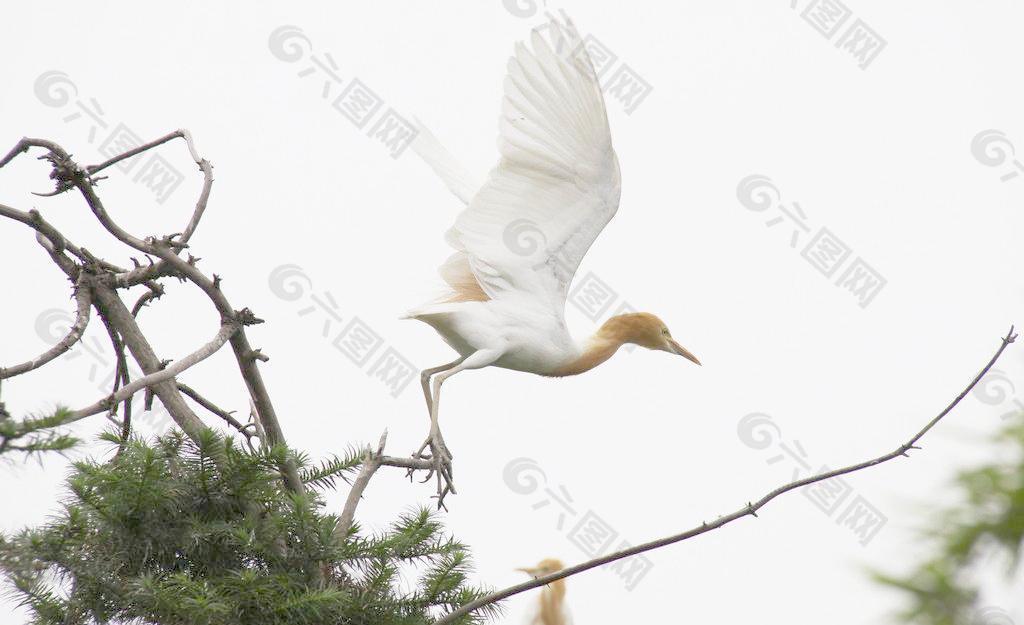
515, 567, 538, 578
668, 339, 701, 366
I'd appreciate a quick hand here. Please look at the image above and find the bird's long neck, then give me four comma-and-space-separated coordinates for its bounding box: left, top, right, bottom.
548, 316, 631, 377
538, 580, 567, 625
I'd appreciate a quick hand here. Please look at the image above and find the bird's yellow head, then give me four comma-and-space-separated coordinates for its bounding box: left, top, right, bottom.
515, 558, 565, 579
599, 312, 701, 365
517, 558, 568, 624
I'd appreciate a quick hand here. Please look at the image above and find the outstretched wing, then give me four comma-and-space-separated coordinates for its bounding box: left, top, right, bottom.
445, 13, 621, 311
411, 118, 483, 206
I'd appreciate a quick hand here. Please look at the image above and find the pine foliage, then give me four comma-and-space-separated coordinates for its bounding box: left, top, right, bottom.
0, 429, 498, 625
0, 407, 79, 460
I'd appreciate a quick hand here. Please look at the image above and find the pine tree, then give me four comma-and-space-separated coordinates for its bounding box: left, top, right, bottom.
0, 428, 500, 625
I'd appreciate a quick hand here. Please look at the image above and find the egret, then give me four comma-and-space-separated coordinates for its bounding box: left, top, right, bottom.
406, 14, 701, 504
516, 558, 572, 625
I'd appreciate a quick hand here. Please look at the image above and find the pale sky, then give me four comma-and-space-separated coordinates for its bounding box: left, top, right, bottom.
2, 2, 1023, 624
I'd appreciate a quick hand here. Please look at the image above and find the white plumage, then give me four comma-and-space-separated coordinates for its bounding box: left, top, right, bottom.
407, 13, 620, 375
405, 13, 699, 505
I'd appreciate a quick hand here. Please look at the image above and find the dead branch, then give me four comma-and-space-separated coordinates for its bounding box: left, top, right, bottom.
0, 132, 304, 493
435, 326, 1018, 624
67, 320, 238, 422
335, 431, 390, 540
0, 272, 91, 380
176, 382, 258, 442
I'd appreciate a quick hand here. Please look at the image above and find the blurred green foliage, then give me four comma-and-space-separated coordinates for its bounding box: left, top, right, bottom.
872, 419, 1023, 624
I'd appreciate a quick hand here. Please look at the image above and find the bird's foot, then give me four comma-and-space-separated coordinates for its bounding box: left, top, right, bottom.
409, 428, 456, 510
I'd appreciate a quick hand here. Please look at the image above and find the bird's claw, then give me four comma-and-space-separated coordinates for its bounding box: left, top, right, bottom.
409, 429, 456, 509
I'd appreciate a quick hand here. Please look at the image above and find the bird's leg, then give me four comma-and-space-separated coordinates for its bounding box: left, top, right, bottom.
412, 372, 457, 508
409, 349, 502, 509
418, 358, 465, 418
408, 358, 465, 486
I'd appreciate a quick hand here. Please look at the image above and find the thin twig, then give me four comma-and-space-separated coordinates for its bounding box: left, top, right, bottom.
83, 129, 211, 245
0, 137, 66, 169
67, 320, 238, 422
85, 131, 184, 176
130, 287, 164, 317
434, 326, 1018, 625
0, 204, 68, 254
179, 130, 213, 244
176, 382, 255, 440
0, 273, 91, 380
94, 306, 133, 448
248, 399, 267, 449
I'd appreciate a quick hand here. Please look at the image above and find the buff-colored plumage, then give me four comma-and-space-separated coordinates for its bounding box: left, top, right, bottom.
517, 559, 571, 625
403, 13, 701, 503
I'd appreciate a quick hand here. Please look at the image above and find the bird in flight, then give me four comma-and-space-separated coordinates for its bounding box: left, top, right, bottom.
406, 13, 701, 506
516, 558, 572, 625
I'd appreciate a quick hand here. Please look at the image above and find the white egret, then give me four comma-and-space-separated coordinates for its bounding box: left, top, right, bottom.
406, 14, 700, 504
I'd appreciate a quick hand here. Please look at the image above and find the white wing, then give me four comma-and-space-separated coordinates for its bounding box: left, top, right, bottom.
445, 13, 621, 311
411, 119, 483, 206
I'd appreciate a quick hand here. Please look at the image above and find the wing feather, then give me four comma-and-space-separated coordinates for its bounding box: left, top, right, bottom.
444, 13, 621, 311
410, 119, 483, 206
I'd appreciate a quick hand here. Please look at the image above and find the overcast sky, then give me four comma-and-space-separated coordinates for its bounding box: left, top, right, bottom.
2, 2, 1023, 623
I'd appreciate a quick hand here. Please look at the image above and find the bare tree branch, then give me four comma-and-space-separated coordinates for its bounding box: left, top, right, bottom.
66, 320, 238, 422
84, 131, 184, 176
175, 130, 213, 245
335, 431, 390, 540
130, 285, 164, 317
176, 382, 256, 441
435, 326, 1019, 625
380, 455, 434, 471
140, 242, 294, 456
2, 134, 304, 492
87, 280, 212, 441
94, 304, 133, 443
0, 273, 91, 380
333, 434, 451, 538
0, 137, 66, 170
83, 129, 212, 245
0, 204, 69, 254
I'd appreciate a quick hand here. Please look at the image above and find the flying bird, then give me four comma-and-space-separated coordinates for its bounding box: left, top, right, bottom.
516, 558, 572, 625
406, 14, 701, 504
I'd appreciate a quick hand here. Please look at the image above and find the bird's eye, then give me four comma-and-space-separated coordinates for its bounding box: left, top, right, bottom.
661, 327, 670, 336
